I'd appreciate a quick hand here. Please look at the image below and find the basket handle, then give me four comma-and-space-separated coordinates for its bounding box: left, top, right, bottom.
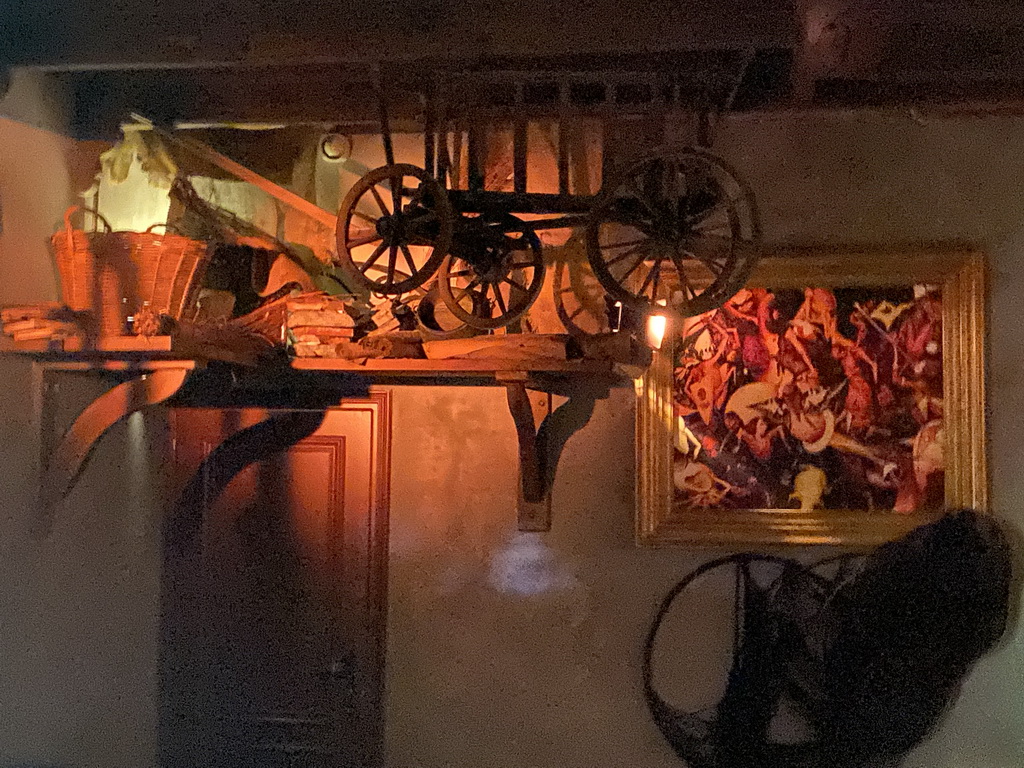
145, 222, 189, 236
63, 205, 113, 235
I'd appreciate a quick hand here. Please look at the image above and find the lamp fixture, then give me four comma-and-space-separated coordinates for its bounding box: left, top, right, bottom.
645, 300, 670, 350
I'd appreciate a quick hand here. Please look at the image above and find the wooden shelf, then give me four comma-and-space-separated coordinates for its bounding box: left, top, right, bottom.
0, 335, 177, 355
0, 334, 265, 367
0, 335, 629, 383
290, 357, 617, 378
4, 334, 631, 534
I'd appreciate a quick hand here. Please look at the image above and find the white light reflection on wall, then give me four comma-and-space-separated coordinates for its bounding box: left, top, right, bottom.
488, 532, 577, 596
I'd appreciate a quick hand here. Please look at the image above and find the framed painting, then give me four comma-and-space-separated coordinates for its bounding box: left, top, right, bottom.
636, 249, 987, 546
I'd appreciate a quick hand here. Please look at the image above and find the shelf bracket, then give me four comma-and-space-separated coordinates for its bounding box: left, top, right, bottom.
34, 361, 197, 536
504, 379, 553, 532
502, 373, 603, 532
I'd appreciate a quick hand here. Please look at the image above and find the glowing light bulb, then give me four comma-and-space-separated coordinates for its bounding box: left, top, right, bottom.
646, 300, 670, 350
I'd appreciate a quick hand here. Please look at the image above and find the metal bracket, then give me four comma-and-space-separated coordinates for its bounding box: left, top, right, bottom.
34, 361, 197, 536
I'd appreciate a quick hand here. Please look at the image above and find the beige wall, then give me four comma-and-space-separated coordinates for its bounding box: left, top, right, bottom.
1, 102, 1024, 768
0, 71, 73, 305
384, 111, 1024, 768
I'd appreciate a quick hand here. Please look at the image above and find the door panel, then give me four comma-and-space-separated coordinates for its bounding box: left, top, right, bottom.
161, 398, 390, 768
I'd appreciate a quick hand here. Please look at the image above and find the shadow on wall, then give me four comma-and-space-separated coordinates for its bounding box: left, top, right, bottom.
999, 516, 1024, 652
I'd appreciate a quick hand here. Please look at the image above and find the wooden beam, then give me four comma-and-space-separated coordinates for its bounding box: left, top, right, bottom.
160, 131, 338, 231
504, 381, 553, 531
513, 118, 528, 194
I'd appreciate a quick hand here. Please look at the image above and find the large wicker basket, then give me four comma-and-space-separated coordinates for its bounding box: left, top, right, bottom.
51, 206, 209, 336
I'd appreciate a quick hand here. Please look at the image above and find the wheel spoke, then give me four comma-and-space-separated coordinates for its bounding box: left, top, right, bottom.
679, 243, 727, 275
686, 203, 718, 226
507, 260, 539, 271
400, 244, 418, 276
617, 250, 648, 284
348, 232, 382, 248
665, 159, 680, 202
627, 189, 659, 220
683, 234, 734, 263
385, 245, 398, 287
359, 242, 388, 274
605, 245, 646, 268
449, 268, 475, 278
493, 284, 509, 315
502, 275, 529, 293
369, 184, 390, 215
599, 236, 648, 251
638, 257, 662, 299
452, 278, 482, 304
352, 210, 378, 226
695, 254, 726, 277
390, 174, 402, 214
692, 210, 731, 235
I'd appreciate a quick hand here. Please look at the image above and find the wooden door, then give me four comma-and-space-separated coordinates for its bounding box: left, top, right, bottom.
160, 396, 390, 768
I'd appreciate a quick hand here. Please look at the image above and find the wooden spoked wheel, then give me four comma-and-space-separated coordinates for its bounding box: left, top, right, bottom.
414, 281, 480, 340
335, 163, 453, 295
350, 262, 473, 339
437, 215, 545, 330
585, 147, 760, 317
550, 249, 610, 339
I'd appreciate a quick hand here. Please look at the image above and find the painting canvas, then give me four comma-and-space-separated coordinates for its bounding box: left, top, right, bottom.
636, 251, 987, 546
674, 284, 942, 513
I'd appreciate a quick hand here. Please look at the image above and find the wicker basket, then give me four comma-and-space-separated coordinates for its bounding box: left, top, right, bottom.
51, 207, 209, 336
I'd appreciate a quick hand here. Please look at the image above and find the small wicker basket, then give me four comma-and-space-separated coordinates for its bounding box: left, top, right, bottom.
51, 206, 209, 336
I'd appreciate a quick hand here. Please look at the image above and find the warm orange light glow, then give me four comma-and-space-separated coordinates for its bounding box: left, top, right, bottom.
646, 303, 670, 350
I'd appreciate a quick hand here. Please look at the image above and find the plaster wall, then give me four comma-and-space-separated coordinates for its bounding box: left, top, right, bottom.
385, 110, 1024, 768
1, 103, 1024, 768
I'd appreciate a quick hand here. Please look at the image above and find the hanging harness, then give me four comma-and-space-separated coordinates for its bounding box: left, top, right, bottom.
643, 510, 1012, 768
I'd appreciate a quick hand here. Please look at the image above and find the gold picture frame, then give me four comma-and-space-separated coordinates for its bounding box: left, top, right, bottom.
636, 249, 987, 547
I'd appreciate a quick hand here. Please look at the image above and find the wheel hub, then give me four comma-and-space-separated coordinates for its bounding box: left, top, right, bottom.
475, 248, 509, 283
376, 214, 405, 242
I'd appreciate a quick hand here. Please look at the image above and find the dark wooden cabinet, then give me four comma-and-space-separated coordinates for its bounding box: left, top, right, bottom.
160, 397, 390, 768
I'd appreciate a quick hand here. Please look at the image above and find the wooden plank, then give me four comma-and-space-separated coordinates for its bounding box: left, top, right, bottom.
0, 334, 260, 366
35, 360, 200, 373
290, 358, 613, 375
467, 123, 485, 192
422, 334, 567, 361
507, 384, 553, 530
0, 335, 175, 354
162, 132, 338, 231
513, 119, 528, 194
557, 122, 571, 196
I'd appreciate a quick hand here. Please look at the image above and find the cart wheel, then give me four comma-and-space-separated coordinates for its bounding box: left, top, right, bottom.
351, 262, 474, 340
551, 247, 610, 339
585, 147, 760, 317
336, 163, 453, 295
437, 215, 545, 330
415, 282, 482, 341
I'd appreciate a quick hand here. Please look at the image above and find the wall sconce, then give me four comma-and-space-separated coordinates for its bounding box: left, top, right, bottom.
645, 301, 670, 350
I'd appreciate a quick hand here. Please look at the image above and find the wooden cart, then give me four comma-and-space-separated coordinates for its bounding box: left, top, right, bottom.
334, 67, 762, 331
